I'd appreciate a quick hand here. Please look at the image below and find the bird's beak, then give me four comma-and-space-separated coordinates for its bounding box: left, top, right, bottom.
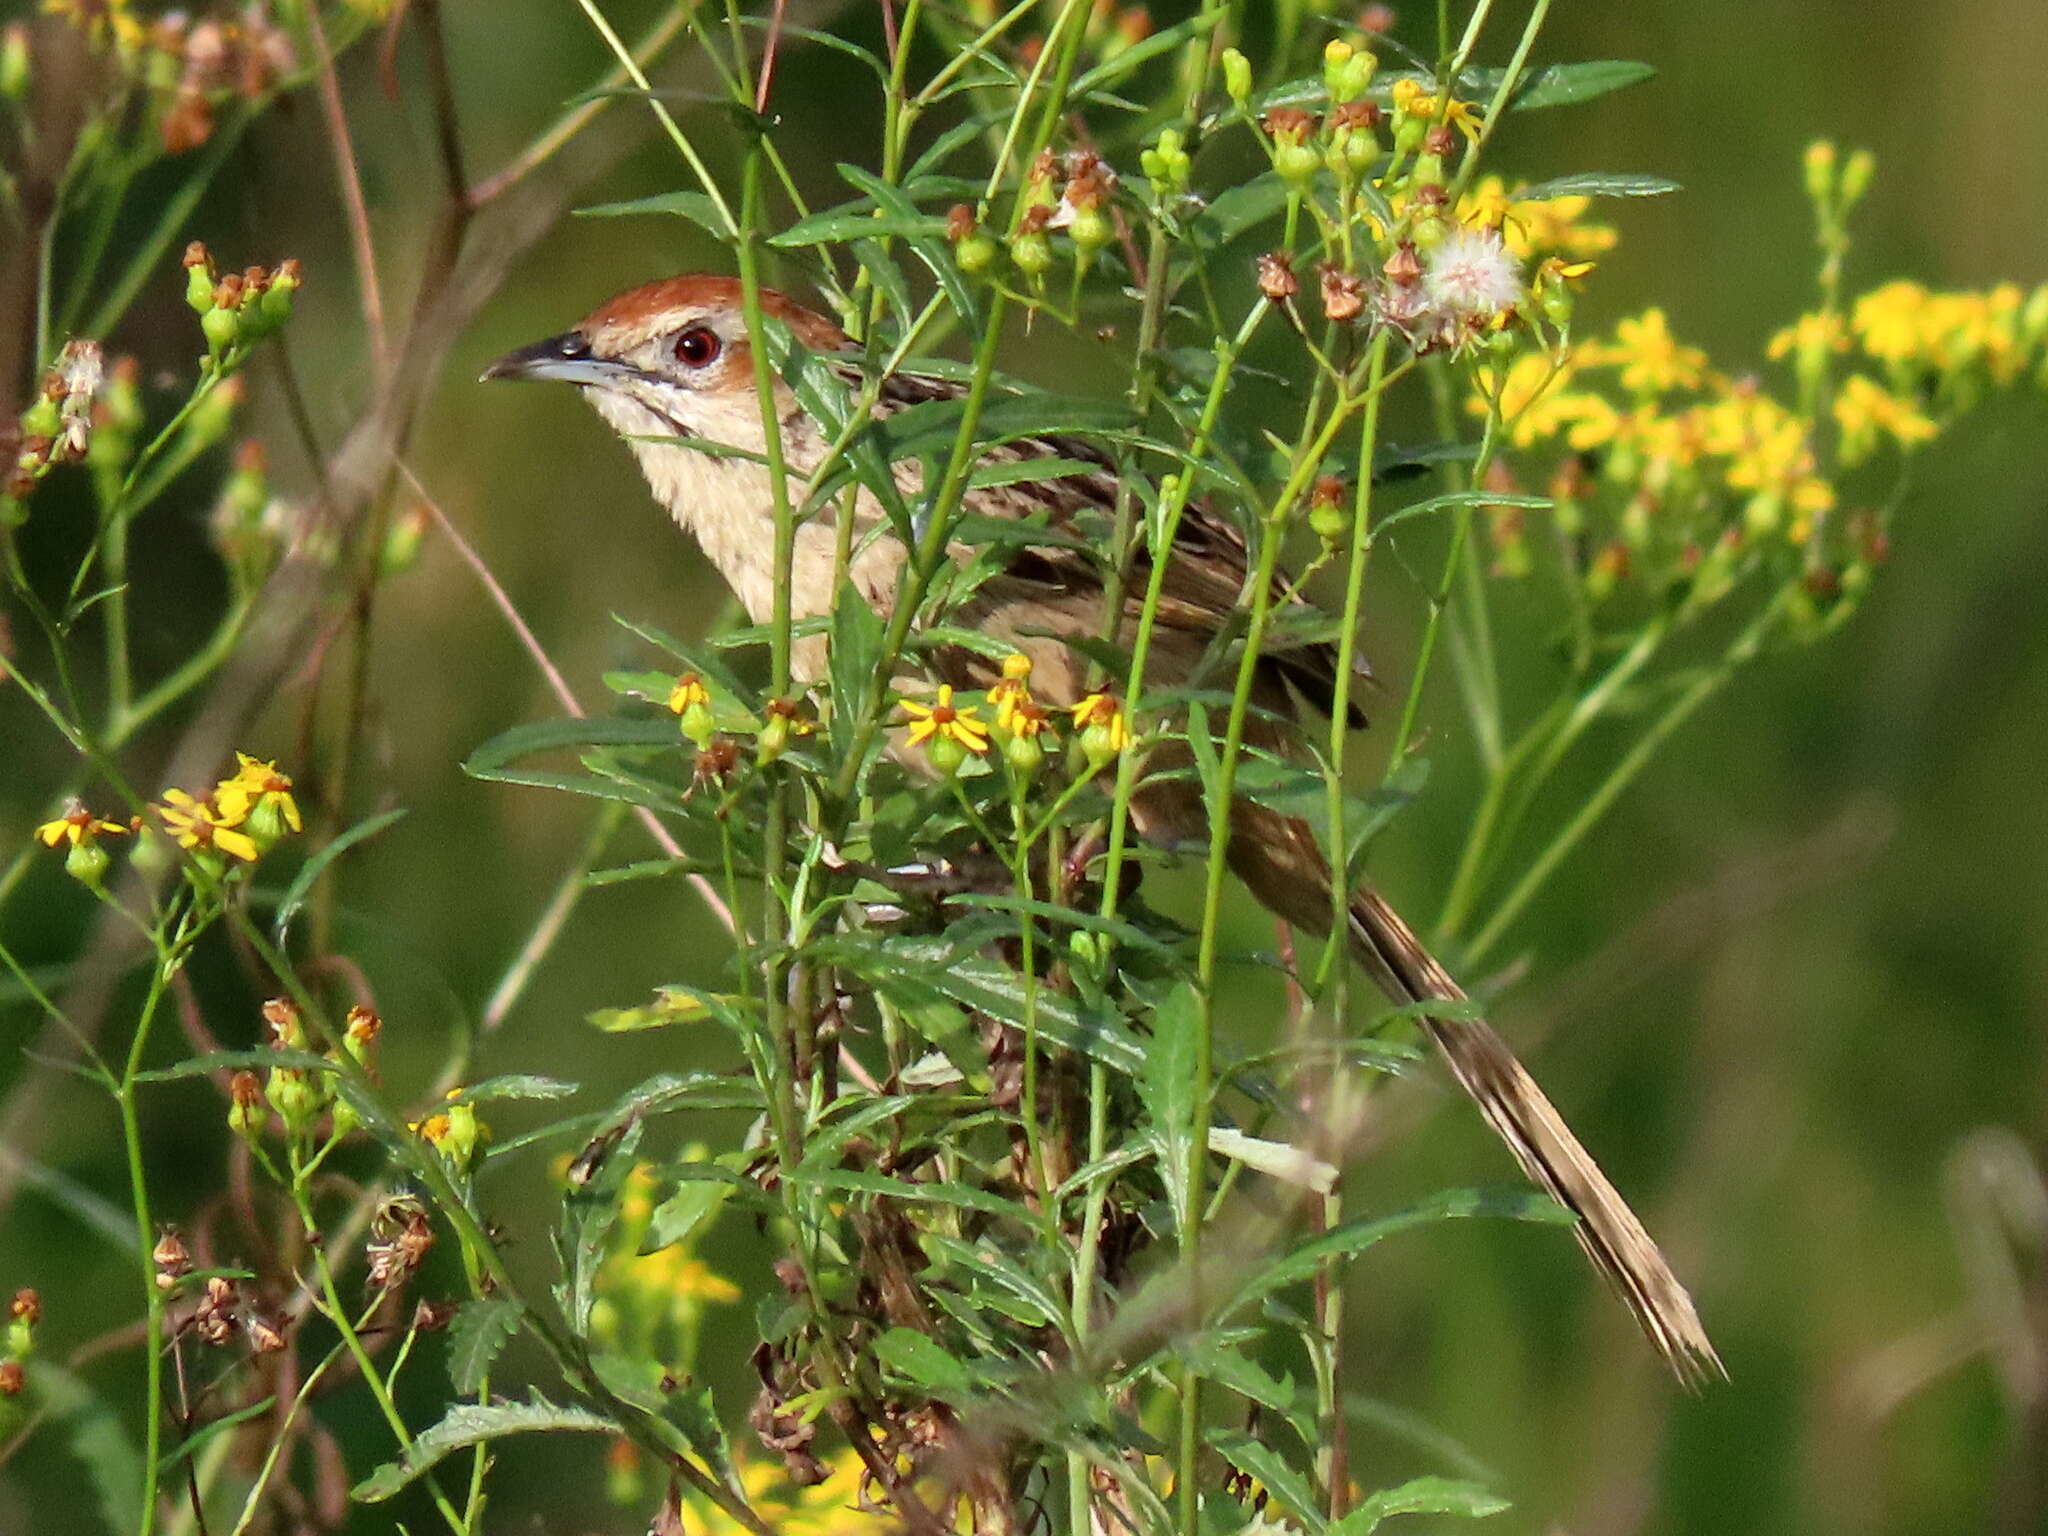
478, 333, 626, 387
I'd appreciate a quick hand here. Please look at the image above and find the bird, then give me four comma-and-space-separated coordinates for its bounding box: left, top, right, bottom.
483, 273, 1723, 1386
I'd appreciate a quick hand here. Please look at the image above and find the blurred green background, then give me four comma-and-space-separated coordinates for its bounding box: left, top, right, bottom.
5, 2, 2048, 1532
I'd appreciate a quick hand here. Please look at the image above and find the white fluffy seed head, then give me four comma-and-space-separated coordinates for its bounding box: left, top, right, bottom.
1421, 226, 1523, 317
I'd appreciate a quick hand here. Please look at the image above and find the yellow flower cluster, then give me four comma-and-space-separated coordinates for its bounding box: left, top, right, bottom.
1457, 176, 1619, 264
897, 656, 1117, 778
34, 752, 298, 880
1850, 279, 2048, 385
585, 1162, 740, 1362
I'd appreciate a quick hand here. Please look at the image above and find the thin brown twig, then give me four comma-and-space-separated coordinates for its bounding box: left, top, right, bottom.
302, 3, 388, 381
399, 463, 737, 936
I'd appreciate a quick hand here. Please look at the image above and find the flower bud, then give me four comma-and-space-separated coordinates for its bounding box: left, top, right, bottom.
926, 731, 968, 777
64, 838, 112, 888
0, 26, 28, 102
201, 302, 240, 356
265, 1067, 322, 1140
1220, 47, 1252, 107
1140, 128, 1191, 195
1308, 475, 1348, 543
757, 712, 792, 763
1839, 148, 1876, 210
20, 395, 60, 440
379, 504, 428, 577
1802, 140, 1837, 207
5, 1288, 39, 1360
1009, 229, 1054, 279
259, 259, 301, 330
343, 1005, 382, 1066
227, 1070, 268, 1141
183, 243, 216, 313
152, 1229, 193, 1291
1003, 729, 1044, 776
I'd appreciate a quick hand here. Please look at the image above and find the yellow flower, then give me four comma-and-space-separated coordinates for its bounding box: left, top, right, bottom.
1072, 693, 1132, 767
35, 801, 128, 850
1833, 374, 1938, 464
899, 685, 990, 755
1589, 309, 1708, 395
1390, 78, 1483, 140
156, 788, 259, 863
1766, 311, 1848, 362
215, 754, 301, 835
667, 673, 712, 715
1851, 281, 1929, 365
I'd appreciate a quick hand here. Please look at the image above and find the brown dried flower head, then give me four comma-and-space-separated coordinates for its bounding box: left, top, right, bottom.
1256, 250, 1299, 303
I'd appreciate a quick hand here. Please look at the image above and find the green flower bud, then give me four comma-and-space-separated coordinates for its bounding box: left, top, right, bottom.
1069, 205, 1112, 255
1802, 140, 1837, 207
259, 261, 301, 331
201, 304, 240, 357
64, 839, 111, 889
1010, 231, 1054, 278
184, 259, 216, 315
1274, 141, 1321, 190
757, 712, 792, 763
0, 26, 28, 102
264, 1067, 323, 1141
956, 233, 998, 276
20, 395, 59, 440
227, 1071, 268, 1142
1840, 148, 1876, 210
1003, 730, 1044, 776
1140, 128, 1191, 195
1221, 48, 1252, 107
926, 731, 968, 777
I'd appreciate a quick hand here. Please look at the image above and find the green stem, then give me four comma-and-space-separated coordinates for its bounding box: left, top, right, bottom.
1466, 598, 1784, 963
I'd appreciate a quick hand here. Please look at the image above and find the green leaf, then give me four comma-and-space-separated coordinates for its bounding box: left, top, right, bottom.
1507, 59, 1656, 111
1333, 1476, 1511, 1535
1210, 1430, 1327, 1532
446, 1298, 523, 1395
876, 390, 1137, 465
837, 163, 980, 326
1141, 981, 1202, 1232
575, 190, 731, 238
554, 1119, 643, 1334
771, 199, 945, 247
611, 613, 760, 705
133, 1047, 335, 1084
873, 1327, 974, 1398
642, 1167, 735, 1254
272, 808, 407, 945
158, 1393, 277, 1474
1207, 1128, 1336, 1194
588, 985, 757, 1034
923, 1233, 1073, 1345
1196, 178, 1293, 245
1372, 491, 1549, 543
454, 1074, 577, 1105
1070, 11, 1219, 98
830, 581, 886, 757
351, 1394, 616, 1502
1221, 1188, 1572, 1321
1515, 171, 1681, 201
797, 1167, 1035, 1224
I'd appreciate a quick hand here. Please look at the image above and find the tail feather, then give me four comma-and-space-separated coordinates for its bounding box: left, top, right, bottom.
1347, 887, 1725, 1388
1216, 797, 1722, 1385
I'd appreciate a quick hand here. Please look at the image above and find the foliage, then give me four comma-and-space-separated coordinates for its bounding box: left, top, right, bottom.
3, 3, 2045, 1535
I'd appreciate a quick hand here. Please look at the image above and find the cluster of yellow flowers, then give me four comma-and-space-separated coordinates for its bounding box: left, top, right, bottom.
584, 1162, 740, 1365
897, 655, 1129, 778
1473, 267, 2048, 601
33, 751, 298, 885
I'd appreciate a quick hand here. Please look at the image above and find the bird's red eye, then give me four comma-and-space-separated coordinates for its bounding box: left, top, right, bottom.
675, 327, 721, 367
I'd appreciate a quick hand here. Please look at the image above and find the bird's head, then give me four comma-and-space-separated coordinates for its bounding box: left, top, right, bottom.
481, 273, 848, 451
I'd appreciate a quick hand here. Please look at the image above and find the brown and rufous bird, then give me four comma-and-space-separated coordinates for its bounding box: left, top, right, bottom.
484, 274, 1723, 1385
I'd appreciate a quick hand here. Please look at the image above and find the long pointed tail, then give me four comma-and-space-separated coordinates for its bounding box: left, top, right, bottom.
1221, 802, 1723, 1385
1347, 886, 1724, 1387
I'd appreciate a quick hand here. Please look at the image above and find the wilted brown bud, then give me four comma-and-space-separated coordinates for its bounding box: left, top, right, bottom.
1410, 182, 1448, 213
1311, 475, 1345, 508
1360, 4, 1397, 32
240, 266, 269, 298
691, 737, 741, 796
246, 1315, 286, 1354
1319, 264, 1365, 322
0, 1362, 23, 1397
1802, 565, 1841, 601
9, 1288, 39, 1325
1256, 250, 1299, 302
211, 273, 244, 311
1017, 203, 1052, 236
153, 1228, 192, 1288
1330, 99, 1384, 132
161, 90, 214, 155
412, 1299, 457, 1332
1382, 240, 1423, 286
182, 242, 212, 273
946, 204, 976, 243
1262, 107, 1316, 143
1423, 124, 1457, 159
261, 997, 302, 1049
